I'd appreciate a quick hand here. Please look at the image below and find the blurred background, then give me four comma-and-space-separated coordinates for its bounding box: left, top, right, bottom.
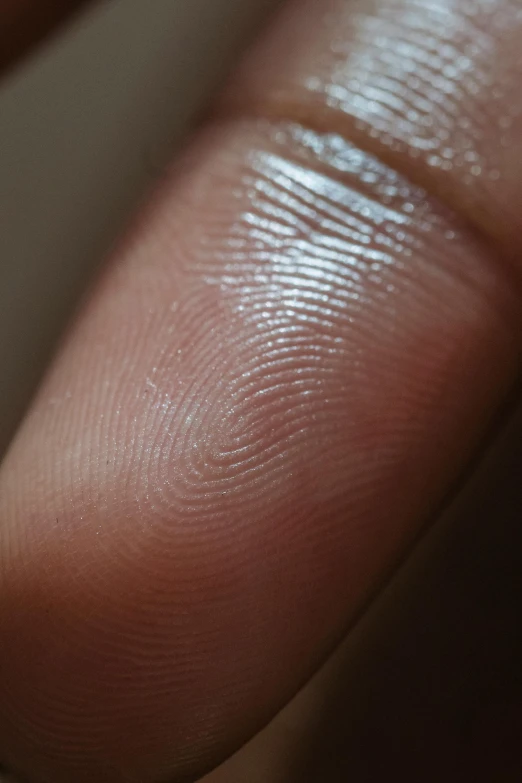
1, 2, 521, 781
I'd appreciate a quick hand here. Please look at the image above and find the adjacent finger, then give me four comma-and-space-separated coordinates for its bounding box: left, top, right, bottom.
1, 1, 522, 781
224, 0, 522, 254
0, 0, 93, 73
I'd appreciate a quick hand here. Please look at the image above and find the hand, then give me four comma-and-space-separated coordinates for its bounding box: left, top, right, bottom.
1, 1, 521, 781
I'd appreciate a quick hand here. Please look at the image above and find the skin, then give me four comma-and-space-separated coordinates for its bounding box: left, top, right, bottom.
0, 0, 522, 780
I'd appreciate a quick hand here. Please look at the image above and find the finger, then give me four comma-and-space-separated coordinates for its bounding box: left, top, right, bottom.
203, 408, 522, 783
0, 0, 94, 73
1, 1, 522, 782
224, 0, 522, 254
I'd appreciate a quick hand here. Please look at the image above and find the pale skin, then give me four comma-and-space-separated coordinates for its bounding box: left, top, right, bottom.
0, 1, 522, 781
